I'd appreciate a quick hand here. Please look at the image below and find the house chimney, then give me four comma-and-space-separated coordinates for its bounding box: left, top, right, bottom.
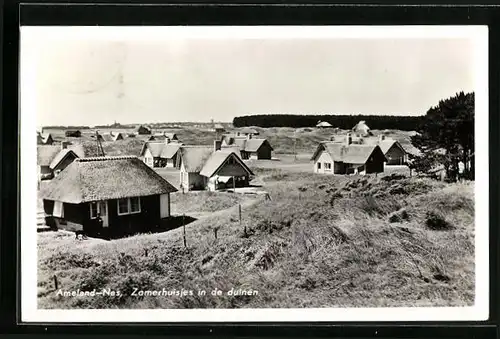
237, 132, 240, 136
379, 134, 385, 142
165, 137, 171, 144
214, 140, 222, 152
61, 141, 69, 150
247, 134, 252, 140
345, 133, 352, 146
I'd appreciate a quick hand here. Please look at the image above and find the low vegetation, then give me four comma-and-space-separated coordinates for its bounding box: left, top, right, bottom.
37, 173, 474, 309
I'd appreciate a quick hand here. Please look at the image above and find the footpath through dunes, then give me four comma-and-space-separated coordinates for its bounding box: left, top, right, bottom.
37, 172, 474, 309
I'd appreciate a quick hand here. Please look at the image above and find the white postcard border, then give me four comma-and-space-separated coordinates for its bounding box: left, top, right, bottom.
20, 25, 489, 323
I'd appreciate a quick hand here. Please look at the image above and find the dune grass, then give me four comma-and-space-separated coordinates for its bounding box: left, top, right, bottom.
37, 172, 474, 309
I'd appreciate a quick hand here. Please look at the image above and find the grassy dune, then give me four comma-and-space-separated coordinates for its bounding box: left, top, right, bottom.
37, 173, 474, 309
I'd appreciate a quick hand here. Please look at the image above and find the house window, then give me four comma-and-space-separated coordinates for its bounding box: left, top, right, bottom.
117, 197, 141, 215
317, 162, 321, 169
130, 197, 140, 213
53, 201, 64, 218
90, 202, 98, 219
325, 163, 332, 170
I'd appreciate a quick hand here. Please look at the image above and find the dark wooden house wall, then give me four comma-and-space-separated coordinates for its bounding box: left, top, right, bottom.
365, 152, 385, 173
44, 195, 163, 238
385, 144, 406, 165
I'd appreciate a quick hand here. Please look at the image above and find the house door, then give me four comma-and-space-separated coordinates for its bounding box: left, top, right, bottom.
98, 201, 109, 227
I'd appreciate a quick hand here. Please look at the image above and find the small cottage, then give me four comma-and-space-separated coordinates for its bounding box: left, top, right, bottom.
140, 139, 182, 168
151, 132, 179, 142
37, 132, 54, 145
239, 127, 259, 136
376, 135, 408, 165
37, 142, 85, 180
177, 141, 254, 192
213, 123, 225, 133
65, 130, 82, 138
221, 134, 273, 160
39, 156, 177, 238
135, 125, 152, 135
352, 121, 372, 137
99, 132, 124, 142
316, 121, 333, 128
311, 134, 386, 175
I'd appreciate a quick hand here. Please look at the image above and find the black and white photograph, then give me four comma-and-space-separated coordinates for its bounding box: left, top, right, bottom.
20, 25, 489, 322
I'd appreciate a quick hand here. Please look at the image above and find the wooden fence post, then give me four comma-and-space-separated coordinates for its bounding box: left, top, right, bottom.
53, 274, 59, 290
238, 204, 242, 224
183, 214, 187, 248
214, 228, 218, 240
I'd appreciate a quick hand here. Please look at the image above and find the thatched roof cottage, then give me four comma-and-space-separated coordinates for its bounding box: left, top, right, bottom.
39, 156, 177, 238
135, 125, 152, 135
352, 121, 372, 137
37, 142, 85, 180
37, 132, 54, 145
316, 120, 333, 128
140, 139, 183, 168
221, 134, 273, 160
177, 141, 254, 192
311, 134, 386, 175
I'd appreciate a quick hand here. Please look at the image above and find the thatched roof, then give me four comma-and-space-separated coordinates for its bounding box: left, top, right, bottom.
240, 127, 259, 135
37, 133, 53, 145
135, 125, 151, 134
37, 144, 86, 166
200, 151, 254, 178
316, 121, 333, 127
39, 156, 177, 204
311, 142, 386, 164
352, 121, 372, 136
223, 137, 273, 153
178, 146, 214, 172
378, 139, 405, 154
140, 141, 182, 159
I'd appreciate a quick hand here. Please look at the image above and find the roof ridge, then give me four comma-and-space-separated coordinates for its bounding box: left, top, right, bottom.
76, 156, 138, 162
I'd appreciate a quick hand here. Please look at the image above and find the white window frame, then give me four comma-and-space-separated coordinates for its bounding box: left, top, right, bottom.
325, 162, 332, 170
89, 202, 98, 219
53, 201, 64, 218
117, 197, 142, 216
317, 162, 321, 169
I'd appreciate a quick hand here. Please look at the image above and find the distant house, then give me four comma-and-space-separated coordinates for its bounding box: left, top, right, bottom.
177, 141, 254, 192
135, 125, 152, 135
316, 121, 333, 128
39, 156, 177, 238
140, 139, 183, 168
376, 135, 408, 165
239, 127, 259, 136
65, 130, 82, 137
221, 134, 273, 160
311, 134, 386, 175
352, 121, 372, 137
151, 132, 179, 142
37, 132, 54, 145
37, 142, 85, 180
213, 124, 225, 133
103, 132, 124, 142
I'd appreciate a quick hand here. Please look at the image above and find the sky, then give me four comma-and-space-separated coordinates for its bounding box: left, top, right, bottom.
22, 28, 477, 126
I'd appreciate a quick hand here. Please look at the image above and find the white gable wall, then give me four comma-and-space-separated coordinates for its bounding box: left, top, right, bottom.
313, 150, 334, 174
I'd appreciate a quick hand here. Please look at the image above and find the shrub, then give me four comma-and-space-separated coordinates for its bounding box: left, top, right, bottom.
425, 211, 454, 231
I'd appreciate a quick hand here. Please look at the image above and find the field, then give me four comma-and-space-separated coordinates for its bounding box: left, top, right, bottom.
37, 168, 474, 309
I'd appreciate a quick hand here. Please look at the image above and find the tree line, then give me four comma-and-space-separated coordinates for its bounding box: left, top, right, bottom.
233, 114, 423, 131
